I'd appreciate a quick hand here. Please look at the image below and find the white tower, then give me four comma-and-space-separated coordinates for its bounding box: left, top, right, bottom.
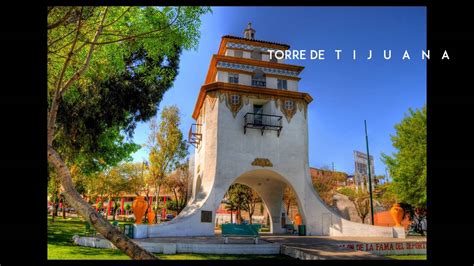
138, 25, 405, 239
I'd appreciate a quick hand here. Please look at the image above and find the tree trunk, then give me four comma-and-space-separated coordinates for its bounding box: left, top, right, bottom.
48, 146, 157, 260
286, 199, 291, 217
106, 196, 112, 221
236, 209, 242, 224
155, 184, 161, 223
51, 206, 56, 223
144, 192, 150, 223
230, 211, 233, 224
62, 203, 66, 219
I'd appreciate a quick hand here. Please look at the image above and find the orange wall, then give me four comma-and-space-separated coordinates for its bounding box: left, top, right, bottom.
374, 210, 411, 230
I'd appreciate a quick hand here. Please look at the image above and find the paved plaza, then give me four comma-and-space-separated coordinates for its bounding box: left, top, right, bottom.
129, 234, 426, 259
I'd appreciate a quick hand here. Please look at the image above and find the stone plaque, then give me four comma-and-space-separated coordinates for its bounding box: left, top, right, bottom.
201, 210, 212, 223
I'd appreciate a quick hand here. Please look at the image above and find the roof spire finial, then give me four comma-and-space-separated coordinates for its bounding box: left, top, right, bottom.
244, 22, 256, 40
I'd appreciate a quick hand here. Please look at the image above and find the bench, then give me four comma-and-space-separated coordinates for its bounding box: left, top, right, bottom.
221, 223, 260, 244
285, 224, 297, 234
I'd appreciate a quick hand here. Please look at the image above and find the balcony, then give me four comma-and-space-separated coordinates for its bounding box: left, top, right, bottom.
188, 124, 202, 148
251, 79, 266, 88
244, 113, 283, 137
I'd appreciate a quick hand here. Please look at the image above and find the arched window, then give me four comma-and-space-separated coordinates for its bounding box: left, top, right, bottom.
251, 49, 262, 60
252, 69, 266, 87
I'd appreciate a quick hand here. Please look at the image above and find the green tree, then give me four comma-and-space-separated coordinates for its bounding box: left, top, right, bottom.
313, 174, 337, 206
47, 6, 210, 259
243, 188, 261, 224
224, 184, 261, 224
283, 185, 297, 218
374, 182, 397, 209
338, 187, 371, 224
165, 160, 191, 214
382, 105, 427, 209
124, 203, 131, 215
146, 106, 189, 222
48, 170, 61, 222
224, 199, 238, 224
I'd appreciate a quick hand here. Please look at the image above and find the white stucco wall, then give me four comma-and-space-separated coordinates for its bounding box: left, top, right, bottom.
288, 80, 298, 91
216, 71, 228, 83
225, 49, 234, 56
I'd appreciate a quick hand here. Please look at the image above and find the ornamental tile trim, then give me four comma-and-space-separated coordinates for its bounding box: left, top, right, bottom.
227, 42, 273, 52
217, 61, 299, 77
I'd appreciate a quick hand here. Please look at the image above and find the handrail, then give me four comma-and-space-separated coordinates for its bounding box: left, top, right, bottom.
188, 124, 203, 148
244, 112, 283, 137
244, 112, 283, 119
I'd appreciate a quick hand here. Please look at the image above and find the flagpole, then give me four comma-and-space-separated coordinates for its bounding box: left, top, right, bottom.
365, 120, 375, 225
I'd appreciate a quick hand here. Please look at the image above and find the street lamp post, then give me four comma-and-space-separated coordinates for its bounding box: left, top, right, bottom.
365, 120, 375, 225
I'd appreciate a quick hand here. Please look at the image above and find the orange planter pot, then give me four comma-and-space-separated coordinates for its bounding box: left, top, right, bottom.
147, 209, 156, 224
390, 203, 404, 227
294, 213, 302, 226
132, 196, 148, 224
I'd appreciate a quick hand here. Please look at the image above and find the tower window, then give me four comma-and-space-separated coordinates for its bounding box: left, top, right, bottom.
277, 79, 288, 90
251, 69, 266, 87
285, 100, 294, 110
234, 50, 243, 58
231, 95, 240, 105
228, 73, 239, 84
251, 49, 262, 60
253, 104, 263, 125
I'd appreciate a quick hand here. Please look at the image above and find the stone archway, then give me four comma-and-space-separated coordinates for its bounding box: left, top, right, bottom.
231, 169, 306, 234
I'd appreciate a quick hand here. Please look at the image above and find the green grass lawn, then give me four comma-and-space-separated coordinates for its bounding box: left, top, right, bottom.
47, 216, 291, 260
386, 255, 427, 260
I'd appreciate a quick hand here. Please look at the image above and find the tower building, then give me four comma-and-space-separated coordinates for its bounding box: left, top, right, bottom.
137, 24, 405, 239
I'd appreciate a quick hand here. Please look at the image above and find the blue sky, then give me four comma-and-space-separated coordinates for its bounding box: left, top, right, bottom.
129, 7, 426, 177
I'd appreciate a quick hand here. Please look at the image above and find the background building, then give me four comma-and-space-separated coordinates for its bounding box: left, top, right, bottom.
353, 150, 375, 191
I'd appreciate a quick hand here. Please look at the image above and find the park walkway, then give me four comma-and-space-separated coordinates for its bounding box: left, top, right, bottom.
260, 235, 426, 260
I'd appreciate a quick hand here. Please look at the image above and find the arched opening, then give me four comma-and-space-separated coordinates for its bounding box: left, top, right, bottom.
214, 169, 305, 235
214, 184, 270, 229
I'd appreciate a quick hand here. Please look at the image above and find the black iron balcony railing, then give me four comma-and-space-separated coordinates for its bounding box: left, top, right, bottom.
244, 112, 283, 137
188, 124, 202, 148
251, 80, 266, 87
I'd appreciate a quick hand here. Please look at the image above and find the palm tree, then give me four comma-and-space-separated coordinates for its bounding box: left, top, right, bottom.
225, 200, 238, 223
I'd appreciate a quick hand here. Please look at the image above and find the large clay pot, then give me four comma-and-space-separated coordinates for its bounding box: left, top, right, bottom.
294, 213, 302, 226
147, 209, 155, 224
132, 196, 148, 224
390, 203, 404, 227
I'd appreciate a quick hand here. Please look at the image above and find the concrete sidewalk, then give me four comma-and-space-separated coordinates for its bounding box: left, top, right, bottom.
261, 235, 426, 260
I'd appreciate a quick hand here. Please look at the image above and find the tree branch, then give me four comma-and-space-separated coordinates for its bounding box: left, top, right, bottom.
83, 7, 180, 46
48, 7, 74, 30
47, 146, 157, 259
59, 7, 108, 96
48, 7, 84, 147
48, 27, 76, 49
102, 7, 132, 28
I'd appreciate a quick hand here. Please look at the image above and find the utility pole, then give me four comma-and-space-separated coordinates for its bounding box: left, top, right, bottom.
365, 120, 375, 225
